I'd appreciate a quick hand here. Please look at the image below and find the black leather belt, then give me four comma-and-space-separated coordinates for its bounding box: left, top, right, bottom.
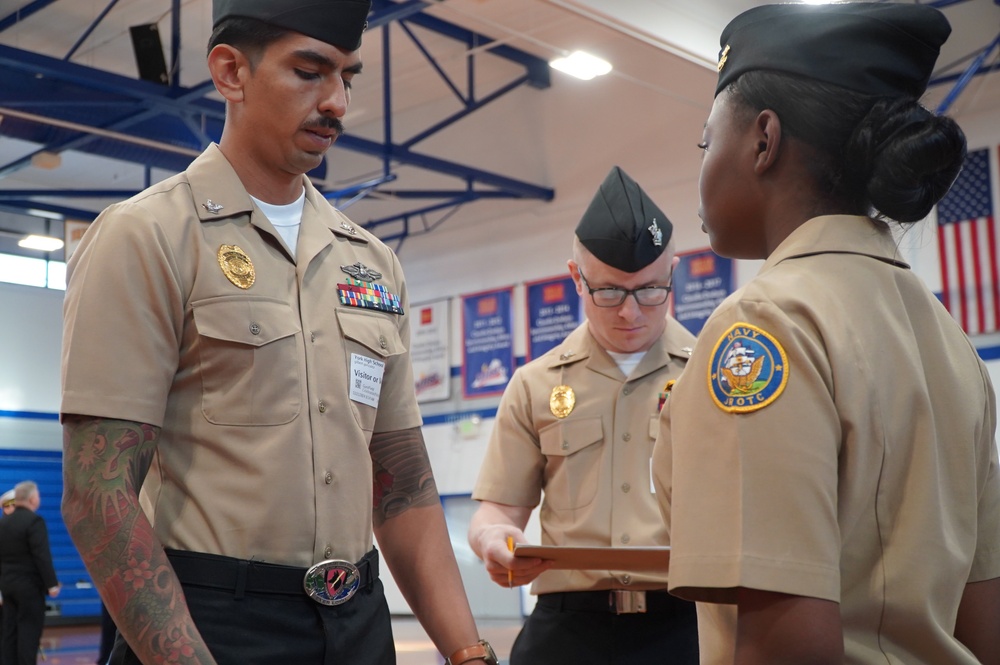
166, 548, 379, 605
537, 590, 682, 615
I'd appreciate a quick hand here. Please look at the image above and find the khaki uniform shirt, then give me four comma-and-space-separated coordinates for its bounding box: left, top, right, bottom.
474, 318, 695, 594
62, 145, 422, 567
653, 215, 1000, 664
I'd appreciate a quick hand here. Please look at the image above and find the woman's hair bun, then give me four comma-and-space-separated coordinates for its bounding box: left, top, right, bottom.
848, 98, 967, 223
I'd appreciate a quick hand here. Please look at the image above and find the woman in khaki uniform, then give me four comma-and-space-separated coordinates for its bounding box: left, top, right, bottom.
653, 3, 1000, 664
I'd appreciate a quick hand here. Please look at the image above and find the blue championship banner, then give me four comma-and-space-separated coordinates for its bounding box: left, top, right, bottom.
462, 287, 515, 398
526, 275, 580, 362
673, 249, 734, 335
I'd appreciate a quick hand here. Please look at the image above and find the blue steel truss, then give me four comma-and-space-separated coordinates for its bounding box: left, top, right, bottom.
1, 0, 996, 244
888, 0, 1000, 114
0, 0, 554, 245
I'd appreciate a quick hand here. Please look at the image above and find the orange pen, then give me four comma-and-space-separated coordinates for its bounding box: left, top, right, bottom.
506, 535, 515, 588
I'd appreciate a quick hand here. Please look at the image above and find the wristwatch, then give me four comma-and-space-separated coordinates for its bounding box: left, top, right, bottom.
445, 639, 499, 665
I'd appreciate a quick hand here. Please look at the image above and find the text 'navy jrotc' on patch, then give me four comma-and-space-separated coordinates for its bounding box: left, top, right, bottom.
708, 322, 788, 413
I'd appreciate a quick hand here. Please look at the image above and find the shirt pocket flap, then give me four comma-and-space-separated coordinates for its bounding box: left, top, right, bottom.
337, 308, 403, 358
192, 297, 300, 347
649, 415, 659, 440
539, 416, 604, 456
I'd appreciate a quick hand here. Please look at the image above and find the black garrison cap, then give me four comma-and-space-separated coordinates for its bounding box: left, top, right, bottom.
214, 0, 372, 51
715, 3, 950, 98
575, 166, 673, 273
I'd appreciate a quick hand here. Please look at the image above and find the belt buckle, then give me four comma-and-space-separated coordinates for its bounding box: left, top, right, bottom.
610, 590, 647, 614
303, 559, 360, 606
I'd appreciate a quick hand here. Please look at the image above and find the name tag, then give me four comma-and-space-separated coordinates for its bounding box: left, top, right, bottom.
350, 353, 386, 408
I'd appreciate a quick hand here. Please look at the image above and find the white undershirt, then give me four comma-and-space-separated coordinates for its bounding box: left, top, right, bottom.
606, 350, 647, 378
252, 188, 305, 257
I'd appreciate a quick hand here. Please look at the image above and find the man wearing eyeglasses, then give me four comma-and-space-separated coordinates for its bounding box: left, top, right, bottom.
468, 166, 699, 664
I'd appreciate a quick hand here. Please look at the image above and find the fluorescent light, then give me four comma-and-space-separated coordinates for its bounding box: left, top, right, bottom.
18, 235, 64, 252
26, 208, 64, 221
549, 51, 612, 81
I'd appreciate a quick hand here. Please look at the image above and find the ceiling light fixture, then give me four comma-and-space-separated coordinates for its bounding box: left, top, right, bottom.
30, 151, 62, 170
18, 235, 64, 252
26, 208, 64, 221
549, 51, 612, 81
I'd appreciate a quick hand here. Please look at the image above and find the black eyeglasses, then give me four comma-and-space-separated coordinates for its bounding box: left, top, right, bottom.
578, 269, 673, 308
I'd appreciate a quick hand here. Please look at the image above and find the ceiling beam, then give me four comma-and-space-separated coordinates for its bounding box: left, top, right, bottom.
0, 1, 554, 243
0, 0, 61, 33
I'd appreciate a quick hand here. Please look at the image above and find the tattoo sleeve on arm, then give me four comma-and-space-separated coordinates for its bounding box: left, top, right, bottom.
370, 426, 440, 528
62, 416, 215, 665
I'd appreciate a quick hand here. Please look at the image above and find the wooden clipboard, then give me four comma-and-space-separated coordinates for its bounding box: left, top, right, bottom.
513, 544, 670, 571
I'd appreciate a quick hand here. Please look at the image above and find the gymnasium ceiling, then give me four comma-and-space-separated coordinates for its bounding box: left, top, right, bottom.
0, 0, 998, 260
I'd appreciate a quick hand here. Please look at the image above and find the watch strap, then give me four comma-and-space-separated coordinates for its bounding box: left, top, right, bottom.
445, 639, 497, 665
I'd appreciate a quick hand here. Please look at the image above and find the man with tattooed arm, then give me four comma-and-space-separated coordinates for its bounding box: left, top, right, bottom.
60, 1, 494, 664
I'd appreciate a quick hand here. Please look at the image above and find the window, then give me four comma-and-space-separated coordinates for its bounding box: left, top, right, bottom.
0, 253, 66, 290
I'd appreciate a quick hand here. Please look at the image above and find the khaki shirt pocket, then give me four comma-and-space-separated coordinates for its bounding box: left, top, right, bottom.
192, 296, 302, 426
337, 308, 405, 432
539, 416, 604, 510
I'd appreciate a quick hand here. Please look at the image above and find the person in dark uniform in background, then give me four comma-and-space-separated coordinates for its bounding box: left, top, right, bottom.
469, 167, 699, 664
60, 1, 496, 664
0, 487, 12, 665
0, 481, 60, 665
652, 3, 1000, 663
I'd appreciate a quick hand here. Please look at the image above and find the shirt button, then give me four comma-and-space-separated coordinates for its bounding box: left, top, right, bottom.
379, 335, 387, 349
249, 322, 261, 335
318, 401, 328, 413
324, 546, 333, 559
622, 433, 631, 442
311, 332, 316, 342
623, 387, 632, 396
561, 441, 569, 450
622, 574, 632, 585
325, 472, 333, 484
621, 483, 631, 493
620, 533, 631, 545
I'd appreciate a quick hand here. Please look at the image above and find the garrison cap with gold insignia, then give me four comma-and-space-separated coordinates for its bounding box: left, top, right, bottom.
575, 166, 673, 273
213, 0, 372, 52
715, 3, 950, 98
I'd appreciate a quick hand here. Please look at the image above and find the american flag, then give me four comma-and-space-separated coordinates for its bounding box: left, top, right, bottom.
936, 147, 998, 335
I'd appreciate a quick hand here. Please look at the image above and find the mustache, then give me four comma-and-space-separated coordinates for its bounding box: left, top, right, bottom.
303, 117, 345, 136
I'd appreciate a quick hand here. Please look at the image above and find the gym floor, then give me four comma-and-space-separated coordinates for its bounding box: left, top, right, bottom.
35, 616, 522, 664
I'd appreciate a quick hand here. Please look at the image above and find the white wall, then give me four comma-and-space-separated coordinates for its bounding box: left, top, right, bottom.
0, 282, 63, 451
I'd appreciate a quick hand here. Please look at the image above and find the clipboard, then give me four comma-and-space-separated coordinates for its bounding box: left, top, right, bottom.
513, 544, 670, 571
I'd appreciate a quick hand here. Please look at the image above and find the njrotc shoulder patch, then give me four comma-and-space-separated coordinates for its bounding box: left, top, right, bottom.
708, 322, 788, 413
